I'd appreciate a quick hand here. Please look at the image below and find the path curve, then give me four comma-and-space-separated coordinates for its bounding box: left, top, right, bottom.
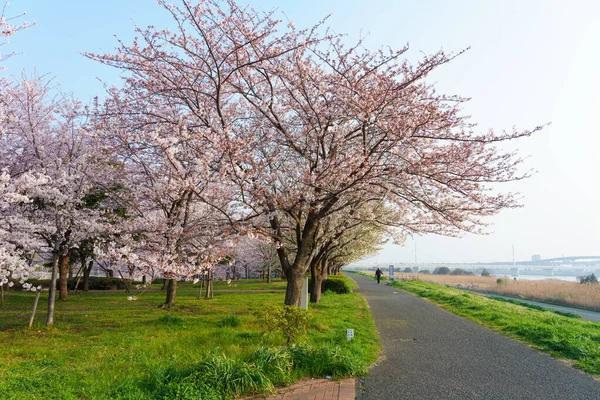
350, 274, 600, 400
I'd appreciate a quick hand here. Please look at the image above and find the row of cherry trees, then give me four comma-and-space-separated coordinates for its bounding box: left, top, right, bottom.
1, 1, 539, 323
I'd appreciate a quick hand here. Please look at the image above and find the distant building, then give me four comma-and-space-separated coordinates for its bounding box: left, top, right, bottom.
532, 254, 541, 262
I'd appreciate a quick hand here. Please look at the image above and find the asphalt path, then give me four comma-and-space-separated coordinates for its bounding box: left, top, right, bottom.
350, 274, 600, 400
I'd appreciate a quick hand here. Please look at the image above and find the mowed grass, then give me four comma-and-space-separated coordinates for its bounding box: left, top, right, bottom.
360, 270, 600, 310
143, 278, 288, 292
0, 278, 378, 399
382, 278, 600, 376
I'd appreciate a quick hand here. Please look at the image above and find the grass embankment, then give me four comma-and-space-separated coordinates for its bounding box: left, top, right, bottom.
0, 276, 378, 399
373, 277, 600, 376
360, 270, 600, 310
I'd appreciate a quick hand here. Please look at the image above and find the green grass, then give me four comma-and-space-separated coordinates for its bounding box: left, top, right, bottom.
488, 296, 582, 319
379, 278, 600, 376
0, 276, 378, 399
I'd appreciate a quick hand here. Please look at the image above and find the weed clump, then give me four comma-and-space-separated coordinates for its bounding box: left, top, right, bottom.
218, 314, 241, 328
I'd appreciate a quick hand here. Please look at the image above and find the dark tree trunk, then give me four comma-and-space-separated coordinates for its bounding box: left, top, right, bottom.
163, 279, 177, 308
58, 253, 69, 300
310, 258, 327, 303
284, 269, 305, 306
267, 264, 271, 284
83, 260, 92, 291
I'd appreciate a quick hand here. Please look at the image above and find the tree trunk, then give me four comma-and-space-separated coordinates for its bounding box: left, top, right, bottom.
267, 264, 271, 284
46, 253, 59, 326
0, 284, 4, 307
284, 269, 305, 306
310, 258, 328, 303
163, 279, 177, 308
83, 260, 92, 291
58, 253, 69, 300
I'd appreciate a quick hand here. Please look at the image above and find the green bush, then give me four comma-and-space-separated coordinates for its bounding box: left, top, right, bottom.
309, 275, 354, 294
256, 304, 309, 345
577, 273, 598, 284
11, 277, 135, 290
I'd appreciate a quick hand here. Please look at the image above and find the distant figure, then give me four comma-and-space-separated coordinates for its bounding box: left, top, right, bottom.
375, 268, 383, 284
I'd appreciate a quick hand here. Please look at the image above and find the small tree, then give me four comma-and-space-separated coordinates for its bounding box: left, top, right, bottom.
433, 267, 451, 275
481, 268, 491, 277
577, 273, 598, 284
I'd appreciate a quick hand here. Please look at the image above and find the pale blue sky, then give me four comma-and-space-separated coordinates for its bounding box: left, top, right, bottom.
3, 0, 599, 263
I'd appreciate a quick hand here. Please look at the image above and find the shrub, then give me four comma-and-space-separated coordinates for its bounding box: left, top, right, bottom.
7, 277, 135, 290
433, 267, 451, 275
481, 269, 491, 277
308, 275, 354, 295
256, 304, 309, 345
451, 268, 473, 276
403, 267, 413, 273
323, 276, 353, 294
577, 273, 598, 284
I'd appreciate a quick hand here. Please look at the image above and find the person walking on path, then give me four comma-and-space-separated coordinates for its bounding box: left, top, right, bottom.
375, 268, 383, 284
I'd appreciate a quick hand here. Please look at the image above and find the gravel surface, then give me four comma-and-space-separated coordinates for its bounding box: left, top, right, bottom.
351, 274, 600, 400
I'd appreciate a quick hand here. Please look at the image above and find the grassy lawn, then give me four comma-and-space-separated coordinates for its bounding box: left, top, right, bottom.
351, 272, 600, 377
0, 276, 378, 399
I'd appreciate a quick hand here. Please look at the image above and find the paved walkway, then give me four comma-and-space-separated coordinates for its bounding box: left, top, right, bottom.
243, 378, 355, 400
350, 274, 600, 400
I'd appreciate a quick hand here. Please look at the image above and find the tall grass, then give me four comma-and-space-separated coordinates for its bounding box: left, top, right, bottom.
361, 270, 600, 310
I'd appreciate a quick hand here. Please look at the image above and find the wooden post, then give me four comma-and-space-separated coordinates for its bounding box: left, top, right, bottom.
29, 289, 42, 328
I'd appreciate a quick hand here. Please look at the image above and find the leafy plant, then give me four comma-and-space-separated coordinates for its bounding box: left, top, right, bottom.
256, 304, 310, 345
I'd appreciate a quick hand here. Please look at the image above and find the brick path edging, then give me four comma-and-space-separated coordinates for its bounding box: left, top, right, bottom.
242, 378, 355, 400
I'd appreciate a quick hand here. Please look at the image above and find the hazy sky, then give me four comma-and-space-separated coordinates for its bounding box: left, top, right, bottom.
2, 0, 599, 263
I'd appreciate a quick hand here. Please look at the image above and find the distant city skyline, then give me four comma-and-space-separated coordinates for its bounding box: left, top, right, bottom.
2, 0, 598, 264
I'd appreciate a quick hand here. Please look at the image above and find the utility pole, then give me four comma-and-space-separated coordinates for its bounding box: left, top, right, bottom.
512, 244, 515, 266
415, 241, 417, 266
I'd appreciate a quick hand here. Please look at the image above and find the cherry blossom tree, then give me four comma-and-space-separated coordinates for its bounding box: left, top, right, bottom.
87, 0, 541, 307
0, 75, 107, 324
0, 2, 32, 65
90, 77, 235, 308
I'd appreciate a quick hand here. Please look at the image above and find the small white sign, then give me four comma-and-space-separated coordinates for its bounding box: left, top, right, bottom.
347, 328, 354, 341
